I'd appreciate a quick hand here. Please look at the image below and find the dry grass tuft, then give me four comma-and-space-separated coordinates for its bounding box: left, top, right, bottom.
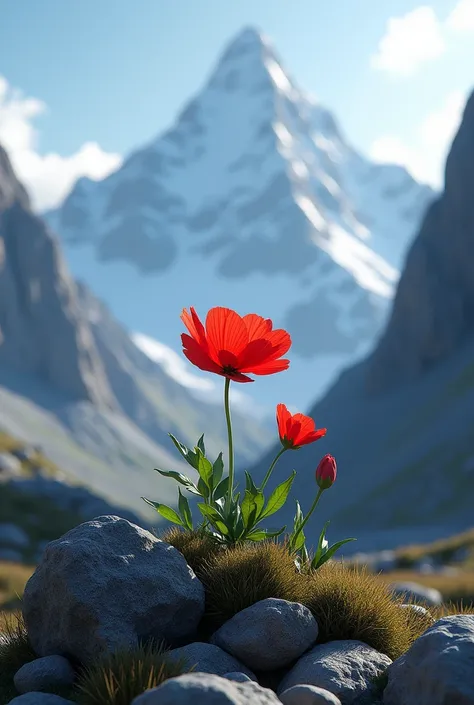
74, 641, 187, 705
300, 563, 426, 660
198, 540, 303, 629
159, 527, 222, 578
0, 611, 37, 702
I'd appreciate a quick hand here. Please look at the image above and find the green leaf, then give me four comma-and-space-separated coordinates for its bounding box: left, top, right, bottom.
197, 477, 210, 499
289, 527, 306, 553
311, 520, 330, 567
169, 434, 199, 470
196, 448, 214, 490
141, 498, 183, 526
213, 476, 229, 501
245, 471, 259, 496
197, 434, 206, 456
212, 453, 224, 488
246, 526, 286, 541
240, 490, 258, 529
178, 488, 193, 530
155, 469, 197, 489
197, 503, 226, 527
312, 538, 357, 570
260, 471, 296, 520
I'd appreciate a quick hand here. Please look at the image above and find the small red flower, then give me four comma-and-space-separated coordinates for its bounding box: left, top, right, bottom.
181, 306, 291, 383
316, 454, 337, 490
276, 403, 327, 450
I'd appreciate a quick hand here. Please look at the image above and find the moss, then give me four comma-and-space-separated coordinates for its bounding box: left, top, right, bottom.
74, 641, 187, 705
198, 540, 304, 630
0, 611, 37, 702
300, 563, 426, 660
160, 527, 222, 578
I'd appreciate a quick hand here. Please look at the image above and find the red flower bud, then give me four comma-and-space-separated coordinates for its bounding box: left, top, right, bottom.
315, 454, 337, 490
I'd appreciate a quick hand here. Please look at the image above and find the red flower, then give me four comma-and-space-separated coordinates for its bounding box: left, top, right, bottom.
276, 403, 327, 450
316, 454, 337, 490
180, 306, 291, 383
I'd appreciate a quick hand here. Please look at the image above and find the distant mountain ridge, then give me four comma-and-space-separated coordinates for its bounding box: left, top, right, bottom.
0, 143, 272, 519
46, 27, 434, 410
250, 89, 474, 551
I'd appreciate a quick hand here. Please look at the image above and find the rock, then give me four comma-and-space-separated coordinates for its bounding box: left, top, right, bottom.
399, 604, 434, 621
165, 643, 256, 680
7, 695, 75, 705
389, 582, 442, 606
383, 614, 474, 705
280, 684, 343, 704
211, 598, 318, 671
14, 655, 75, 695
0, 523, 29, 548
131, 672, 282, 704
277, 640, 392, 705
23, 515, 205, 663
223, 673, 253, 683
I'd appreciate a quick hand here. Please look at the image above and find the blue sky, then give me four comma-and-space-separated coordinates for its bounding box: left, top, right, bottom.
1, 0, 474, 209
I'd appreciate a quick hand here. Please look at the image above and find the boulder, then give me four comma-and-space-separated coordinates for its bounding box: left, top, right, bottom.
211, 598, 318, 671
223, 673, 253, 683
389, 582, 442, 606
280, 684, 343, 704
131, 672, 282, 704
383, 615, 474, 704
277, 640, 391, 705
165, 642, 256, 680
14, 655, 75, 694
7, 695, 75, 705
23, 515, 205, 663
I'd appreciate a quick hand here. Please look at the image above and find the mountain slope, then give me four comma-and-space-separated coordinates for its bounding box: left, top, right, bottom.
250, 90, 474, 551
0, 143, 271, 520
46, 27, 434, 410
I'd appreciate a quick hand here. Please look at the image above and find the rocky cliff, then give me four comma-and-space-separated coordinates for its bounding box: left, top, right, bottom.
0, 146, 115, 408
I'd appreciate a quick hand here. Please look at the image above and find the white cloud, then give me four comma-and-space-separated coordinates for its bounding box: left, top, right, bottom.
369, 90, 465, 186
0, 76, 122, 211
371, 6, 445, 75
446, 0, 474, 32
372, 1, 474, 76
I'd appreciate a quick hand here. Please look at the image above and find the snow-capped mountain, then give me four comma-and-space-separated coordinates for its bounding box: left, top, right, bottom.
47, 27, 434, 411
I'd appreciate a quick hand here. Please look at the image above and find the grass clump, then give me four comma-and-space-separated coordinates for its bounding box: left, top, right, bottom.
0, 562, 35, 612
0, 611, 37, 702
300, 563, 428, 660
74, 641, 187, 705
160, 527, 222, 578
198, 540, 303, 629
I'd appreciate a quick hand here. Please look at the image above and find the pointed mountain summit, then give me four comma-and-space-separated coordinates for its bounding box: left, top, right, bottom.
47, 27, 433, 407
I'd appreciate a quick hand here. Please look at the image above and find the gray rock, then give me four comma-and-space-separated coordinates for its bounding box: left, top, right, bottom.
389, 582, 442, 606
7, 695, 75, 705
223, 673, 253, 683
211, 598, 318, 671
280, 684, 343, 704
14, 655, 75, 694
278, 640, 392, 705
0, 523, 29, 548
165, 643, 256, 680
383, 614, 474, 705
399, 603, 434, 621
23, 515, 205, 663
131, 672, 281, 704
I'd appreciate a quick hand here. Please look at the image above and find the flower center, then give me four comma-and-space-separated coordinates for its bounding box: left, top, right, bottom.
222, 364, 239, 376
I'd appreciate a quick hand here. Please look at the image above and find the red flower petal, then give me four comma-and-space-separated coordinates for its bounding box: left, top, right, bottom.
250, 359, 290, 375
205, 307, 249, 360
181, 333, 222, 375
242, 313, 272, 341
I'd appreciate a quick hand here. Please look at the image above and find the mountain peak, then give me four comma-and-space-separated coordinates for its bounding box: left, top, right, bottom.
0, 145, 30, 210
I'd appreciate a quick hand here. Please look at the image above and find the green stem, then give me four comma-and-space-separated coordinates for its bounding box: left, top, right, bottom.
260, 447, 287, 491
291, 487, 324, 550
224, 377, 234, 513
